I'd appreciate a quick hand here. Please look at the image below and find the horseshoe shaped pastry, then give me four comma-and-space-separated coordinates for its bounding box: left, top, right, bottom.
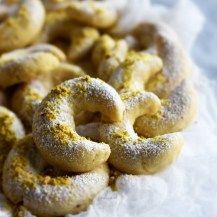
0, 106, 25, 175
135, 81, 197, 137
11, 63, 86, 127
3, 135, 109, 216
133, 22, 191, 98
108, 51, 163, 92
0, 0, 45, 52
129, 22, 197, 136
60, 0, 118, 29
0, 44, 65, 88
39, 11, 100, 61
92, 34, 128, 81
78, 91, 184, 174
81, 91, 183, 174
33, 76, 124, 172
106, 50, 196, 136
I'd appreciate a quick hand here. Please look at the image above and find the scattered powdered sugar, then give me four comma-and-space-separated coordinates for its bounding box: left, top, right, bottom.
134, 80, 197, 137
23, 165, 109, 216
3, 135, 109, 216
67, 1, 217, 217
1, 0, 215, 216
68, 72, 217, 216
73, 166, 109, 191
68, 68, 217, 215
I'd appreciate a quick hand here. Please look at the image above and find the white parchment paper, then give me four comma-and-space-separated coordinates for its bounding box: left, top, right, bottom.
67, 1, 217, 216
